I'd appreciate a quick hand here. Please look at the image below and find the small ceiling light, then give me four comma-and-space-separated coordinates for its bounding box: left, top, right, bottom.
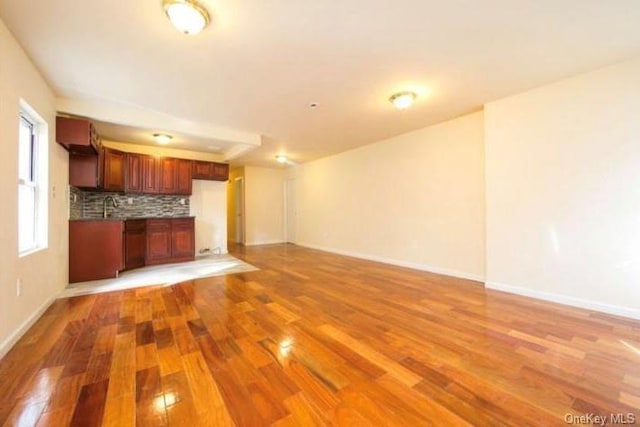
309, 103, 318, 108
163, 0, 210, 35
389, 91, 417, 110
275, 155, 288, 164
153, 133, 173, 144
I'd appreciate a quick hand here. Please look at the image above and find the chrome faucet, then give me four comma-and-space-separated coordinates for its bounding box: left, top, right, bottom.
103, 195, 118, 218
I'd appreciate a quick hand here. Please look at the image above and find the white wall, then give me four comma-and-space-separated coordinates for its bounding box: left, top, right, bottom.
0, 19, 69, 357
291, 112, 485, 280
485, 58, 640, 319
244, 166, 286, 245
190, 180, 227, 254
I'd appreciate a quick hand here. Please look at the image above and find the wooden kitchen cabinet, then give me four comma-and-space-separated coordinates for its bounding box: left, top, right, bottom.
56, 116, 100, 155
146, 219, 172, 265
171, 218, 195, 261
69, 220, 124, 283
69, 153, 100, 189
124, 219, 146, 270
176, 159, 193, 194
145, 218, 195, 266
192, 161, 229, 181
142, 155, 159, 193
103, 148, 126, 192
159, 157, 177, 194
125, 153, 143, 193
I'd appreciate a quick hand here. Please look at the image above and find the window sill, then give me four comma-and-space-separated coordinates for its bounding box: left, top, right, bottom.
19, 245, 47, 258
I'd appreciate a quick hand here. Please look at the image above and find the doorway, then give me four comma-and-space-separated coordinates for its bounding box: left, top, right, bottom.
285, 178, 296, 243
234, 177, 245, 244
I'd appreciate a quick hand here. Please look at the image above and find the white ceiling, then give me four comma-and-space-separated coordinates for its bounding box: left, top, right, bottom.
2, 1, 640, 166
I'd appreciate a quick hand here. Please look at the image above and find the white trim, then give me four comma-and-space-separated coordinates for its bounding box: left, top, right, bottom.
245, 240, 286, 246
485, 280, 640, 320
0, 295, 57, 360
296, 242, 485, 282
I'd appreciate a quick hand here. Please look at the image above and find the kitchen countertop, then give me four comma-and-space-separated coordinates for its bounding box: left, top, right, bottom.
70, 216, 195, 222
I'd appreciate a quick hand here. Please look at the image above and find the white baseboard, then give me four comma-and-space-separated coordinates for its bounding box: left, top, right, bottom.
0, 295, 56, 360
245, 240, 285, 246
486, 281, 640, 320
295, 241, 485, 283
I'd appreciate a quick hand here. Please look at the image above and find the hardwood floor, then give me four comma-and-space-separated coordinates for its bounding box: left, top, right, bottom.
1, 243, 639, 426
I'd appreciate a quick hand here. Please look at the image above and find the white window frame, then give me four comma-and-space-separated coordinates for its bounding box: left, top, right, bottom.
18, 100, 48, 257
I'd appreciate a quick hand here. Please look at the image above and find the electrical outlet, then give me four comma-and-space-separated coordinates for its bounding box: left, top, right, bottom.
128, 197, 133, 205
52, 185, 56, 199
180, 198, 186, 206
16, 279, 21, 297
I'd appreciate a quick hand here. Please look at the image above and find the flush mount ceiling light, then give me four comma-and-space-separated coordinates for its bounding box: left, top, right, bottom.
153, 133, 173, 144
275, 155, 288, 164
389, 91, 417, 110
163, 0, 210, 35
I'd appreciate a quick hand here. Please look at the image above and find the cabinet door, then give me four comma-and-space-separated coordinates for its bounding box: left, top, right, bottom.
171, 219, 195, 260
176, 159, 193, 195
146, 220, 172, 264
159, 158, 177, 194
192, 161, 213, 179
142, 155, 159, 194
124, 220, 146, 270
69, 153, 99, 188
103, 148, 126, 192
125, 153, 143, 193
212, 163, 229, 181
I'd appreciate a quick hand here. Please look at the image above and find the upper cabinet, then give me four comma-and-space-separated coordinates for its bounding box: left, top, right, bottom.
192, 160, 229, 181
56, 117, 100, 155
103, 148, 126, 192
142, 155, 159, 194
158, 158, 192, 195
58, 116, 222, 195
159, 157, 178, 194
125, 153, 143, 193
176, 159, 193, 195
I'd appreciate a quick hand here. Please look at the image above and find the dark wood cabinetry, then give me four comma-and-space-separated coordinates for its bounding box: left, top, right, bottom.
192, 161, 229, 181
171, 218, 195, 261
159, 157, 177, 194
142, 155, 159, 193
146, 219, 173, 264
145, 218, 194, 265
103, 148, 126, 192
69, 154, 100, 189
124, 220, 146, 270
69, 220, 123, 283
125, 153, 143, 193
56, 117, 100, 155
176, 159, 193, 194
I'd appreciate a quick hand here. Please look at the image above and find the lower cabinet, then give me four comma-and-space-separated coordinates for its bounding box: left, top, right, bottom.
124, 219, 146, 270
69, 220, 124, 283
143, 218, 195, 266
171, 218, 196, 261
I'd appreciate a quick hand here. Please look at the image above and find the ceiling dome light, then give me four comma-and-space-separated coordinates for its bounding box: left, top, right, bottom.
163, 0, 210, 35
153, 133, 173, 144
275, 155, 288, 164
389, 91, 417, 110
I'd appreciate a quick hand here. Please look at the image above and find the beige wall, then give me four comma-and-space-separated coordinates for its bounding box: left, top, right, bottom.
190, 180, 227, 254
244, 166, 286, 245
0, 20, 69, 356
291, 112, 485, 280
485, 57, 640, 319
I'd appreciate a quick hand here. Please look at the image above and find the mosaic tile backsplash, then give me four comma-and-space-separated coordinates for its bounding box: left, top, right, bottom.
70, 186, 190, 219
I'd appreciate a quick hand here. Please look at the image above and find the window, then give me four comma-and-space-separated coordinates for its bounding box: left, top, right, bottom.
18, 101, 48, 256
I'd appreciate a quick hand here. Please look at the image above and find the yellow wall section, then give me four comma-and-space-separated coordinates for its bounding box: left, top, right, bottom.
227, 167, 245, 243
